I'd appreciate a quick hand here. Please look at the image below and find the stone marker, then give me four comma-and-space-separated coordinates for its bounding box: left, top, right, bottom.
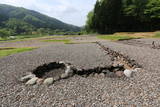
26, 77, 38, 85
124, 69, 133, 77
61, 73, 69, 79
20, 73, 35, 82
43, 78, 54, 85
134, 68, 142, 72
99, 73, 106, 78
65, 65, 73, 76
94, 73, 99, 78
54, 76, 60, 81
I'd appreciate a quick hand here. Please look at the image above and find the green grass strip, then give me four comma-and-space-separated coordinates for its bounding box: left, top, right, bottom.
97, 35, 141, 41
0, 47, 36, 58
152, 32, 160, 38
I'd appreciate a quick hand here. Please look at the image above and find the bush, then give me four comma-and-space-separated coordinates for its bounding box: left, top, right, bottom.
0, 29, 10, 38
0, 28, 16, 38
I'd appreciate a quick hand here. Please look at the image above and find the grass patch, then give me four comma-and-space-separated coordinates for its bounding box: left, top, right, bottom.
42, 39, 72, 44
0, 47, 36, 58
97, 35, 141, 41
152, 32, 160, 38
0, 37, 4, 41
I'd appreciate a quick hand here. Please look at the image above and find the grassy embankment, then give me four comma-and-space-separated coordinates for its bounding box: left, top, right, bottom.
0, 47, 36, 58
97, 31, 160, 41
153, 32, 160, 38
97, 35, 140, 41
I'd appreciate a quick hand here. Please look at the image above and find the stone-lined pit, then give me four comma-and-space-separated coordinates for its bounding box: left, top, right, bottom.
21, 61, 128, 85
32, 61, 125, 79
21, 43, 143, 85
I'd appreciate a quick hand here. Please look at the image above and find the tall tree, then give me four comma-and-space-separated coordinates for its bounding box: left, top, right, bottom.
86, 0, 160, 33
88, 0, 122, 33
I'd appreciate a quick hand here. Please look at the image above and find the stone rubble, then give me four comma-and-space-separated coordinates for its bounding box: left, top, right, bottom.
21, 61, 141, 86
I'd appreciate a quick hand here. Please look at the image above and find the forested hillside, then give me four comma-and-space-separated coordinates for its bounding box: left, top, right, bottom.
0, 4, 80, 36
86, 0, 160, 34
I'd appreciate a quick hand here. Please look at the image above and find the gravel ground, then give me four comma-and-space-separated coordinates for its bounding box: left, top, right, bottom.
0, 43, 114, 107
118, 38, 160, 49
0, 38, 160, 106
0, 35, 105, 48
100, 40, 160, 106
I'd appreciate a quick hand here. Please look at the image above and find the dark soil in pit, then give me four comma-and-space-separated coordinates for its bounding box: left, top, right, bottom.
32, 62, 66, 79
31, 61, 126, 80
74, 65, 125, 77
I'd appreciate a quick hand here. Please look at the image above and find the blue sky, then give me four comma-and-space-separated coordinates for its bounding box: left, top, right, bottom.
0, 0, 97, 26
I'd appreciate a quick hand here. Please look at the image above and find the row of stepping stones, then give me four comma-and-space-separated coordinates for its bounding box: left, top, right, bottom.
20, 61, 74, 85
20, 61, 142, 86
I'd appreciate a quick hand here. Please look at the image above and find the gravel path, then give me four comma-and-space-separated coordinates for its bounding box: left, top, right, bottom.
0, 38, 160, 106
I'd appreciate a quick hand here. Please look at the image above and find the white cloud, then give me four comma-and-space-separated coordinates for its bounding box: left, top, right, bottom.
0, 0, 97, 26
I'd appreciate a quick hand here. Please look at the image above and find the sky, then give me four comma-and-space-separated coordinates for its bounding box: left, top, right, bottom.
0, 0, 97, 26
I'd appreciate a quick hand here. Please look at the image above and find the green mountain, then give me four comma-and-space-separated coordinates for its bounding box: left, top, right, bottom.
0, 4, 80, 34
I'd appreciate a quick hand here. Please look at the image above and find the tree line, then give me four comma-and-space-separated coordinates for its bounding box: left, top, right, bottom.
0, 18, 80, 38
85, 0, 160, 34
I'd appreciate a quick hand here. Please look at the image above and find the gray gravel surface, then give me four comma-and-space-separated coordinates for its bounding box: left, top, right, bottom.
100, 41, 160, 106
0, 39, 160, 106
0, 43, 115, 107
118, 38, 160, 49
